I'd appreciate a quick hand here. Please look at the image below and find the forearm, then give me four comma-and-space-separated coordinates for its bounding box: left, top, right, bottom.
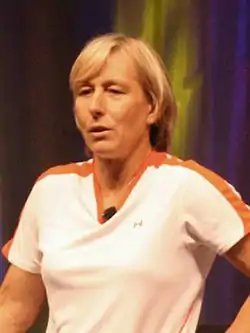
226, 296, 250, 333
0, 265, 46, 332
0, 282, 44, 333
0, 303, 32, 333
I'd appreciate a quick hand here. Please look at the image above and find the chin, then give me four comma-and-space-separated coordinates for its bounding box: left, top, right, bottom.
89, 143, 121, 160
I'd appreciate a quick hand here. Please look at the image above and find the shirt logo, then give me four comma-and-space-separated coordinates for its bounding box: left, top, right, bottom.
133, 220, 143, 228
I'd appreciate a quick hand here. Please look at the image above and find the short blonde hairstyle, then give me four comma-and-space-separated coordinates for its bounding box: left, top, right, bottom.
69, 33, 177, 152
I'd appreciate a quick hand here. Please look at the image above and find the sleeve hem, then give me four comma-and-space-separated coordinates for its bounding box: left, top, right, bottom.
218, 230, 250, 255
8, 258, 41, 274
1, 239, 13, 259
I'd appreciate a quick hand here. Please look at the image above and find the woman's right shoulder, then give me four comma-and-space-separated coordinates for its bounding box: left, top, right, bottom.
35, 159, 94, 185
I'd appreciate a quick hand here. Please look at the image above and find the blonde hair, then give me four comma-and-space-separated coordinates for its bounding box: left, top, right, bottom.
69, 33, 177, 152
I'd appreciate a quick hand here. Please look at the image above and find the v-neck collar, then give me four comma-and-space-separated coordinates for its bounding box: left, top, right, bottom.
92, 150, 167, 223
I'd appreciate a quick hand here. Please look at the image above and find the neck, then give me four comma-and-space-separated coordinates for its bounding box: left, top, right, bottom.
94, 141, 152, 192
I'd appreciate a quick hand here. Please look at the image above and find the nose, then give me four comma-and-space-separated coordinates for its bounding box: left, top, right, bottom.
89, 89, 105, 118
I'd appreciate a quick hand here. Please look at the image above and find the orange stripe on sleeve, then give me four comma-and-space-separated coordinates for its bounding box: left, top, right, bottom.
1, 239, 13, 259
183, 160, 250, 235
1, 161, 94, 260
37, 161, 93, 182
144, 153, 250, 236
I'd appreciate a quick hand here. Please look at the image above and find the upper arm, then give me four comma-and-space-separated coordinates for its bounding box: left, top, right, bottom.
3, 182, 42, 273
225, 233, 250, 277
225, 296, 250, 333
183, 161, 250, 254
0, 264, 46, 332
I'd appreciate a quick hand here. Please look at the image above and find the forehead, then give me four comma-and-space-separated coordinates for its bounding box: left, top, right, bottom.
93, 51, 138, 82
75, 49, 140, 87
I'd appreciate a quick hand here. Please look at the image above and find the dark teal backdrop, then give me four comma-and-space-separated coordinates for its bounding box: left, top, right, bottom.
0, 0, 249, 330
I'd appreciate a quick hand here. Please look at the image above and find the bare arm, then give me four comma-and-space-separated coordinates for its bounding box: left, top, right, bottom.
224, 233, 250, 333
226, 296, 250, 333
0, 264, 46, 333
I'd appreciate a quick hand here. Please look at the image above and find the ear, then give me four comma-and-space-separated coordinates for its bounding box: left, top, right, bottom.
146, 100, 158, 126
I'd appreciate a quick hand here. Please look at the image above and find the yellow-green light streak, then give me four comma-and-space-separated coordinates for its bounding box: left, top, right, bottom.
115, 0, 202, 158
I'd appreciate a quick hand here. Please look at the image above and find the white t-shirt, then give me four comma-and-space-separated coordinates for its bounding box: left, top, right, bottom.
2, 151, 250, 333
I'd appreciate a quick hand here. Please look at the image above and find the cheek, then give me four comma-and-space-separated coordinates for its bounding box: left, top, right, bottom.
74, 101, 88, 129
115, 97, 147, 120
114, 103, 149, 141
122, 101, 149, 126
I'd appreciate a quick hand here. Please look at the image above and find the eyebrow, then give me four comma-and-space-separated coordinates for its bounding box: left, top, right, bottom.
80, 79, 131, 89
102, 79, 129, 88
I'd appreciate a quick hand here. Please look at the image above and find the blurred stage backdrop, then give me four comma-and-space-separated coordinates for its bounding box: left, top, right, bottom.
1, 0, 250, 331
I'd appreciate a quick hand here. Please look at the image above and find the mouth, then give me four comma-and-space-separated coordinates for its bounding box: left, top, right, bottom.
89, 125, 110, 135
89, 125, 109, 132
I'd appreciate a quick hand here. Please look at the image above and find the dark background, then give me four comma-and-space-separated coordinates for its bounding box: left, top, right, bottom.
1, 1, 250, 332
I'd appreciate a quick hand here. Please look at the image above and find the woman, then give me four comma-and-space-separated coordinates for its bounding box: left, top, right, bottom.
0, 33, 250, 333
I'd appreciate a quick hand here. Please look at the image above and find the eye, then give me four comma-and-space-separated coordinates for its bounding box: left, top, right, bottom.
108, 88, 124, 95
78, 87, 92, 96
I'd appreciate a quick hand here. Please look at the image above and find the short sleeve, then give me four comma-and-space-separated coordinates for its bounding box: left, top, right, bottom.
183, 161, 250, 255
2, 183, 42, 273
